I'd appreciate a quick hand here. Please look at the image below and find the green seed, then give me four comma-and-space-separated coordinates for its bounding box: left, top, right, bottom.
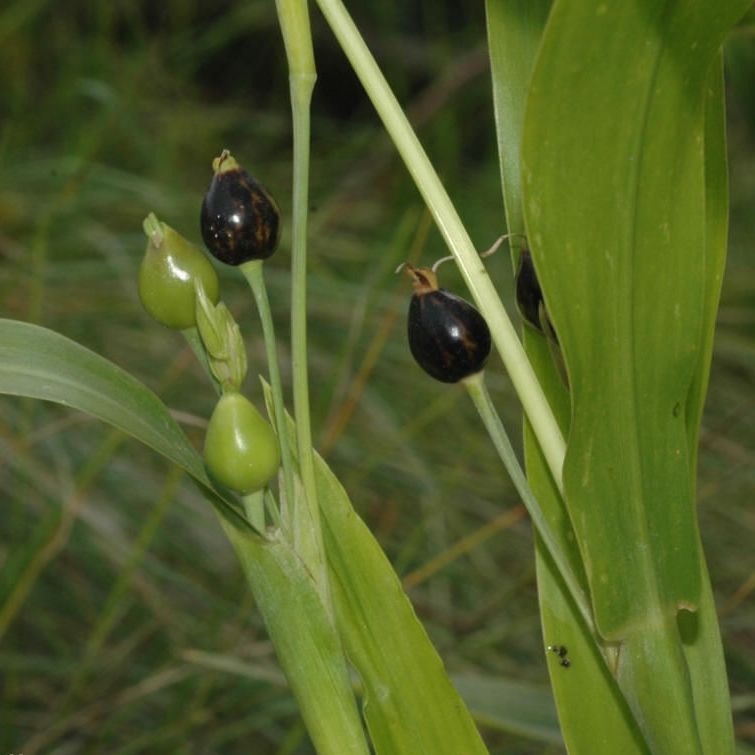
139, 213, 220, 330
204, 392, 280, 495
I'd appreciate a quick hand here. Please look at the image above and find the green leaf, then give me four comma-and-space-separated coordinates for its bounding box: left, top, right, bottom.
521, 0, 749, 642
223, 522, 371, 755
678, 58, 738, 755
262, 382, 488, 755
520, 0, 748, 751
0, 318, 247, 532
315, 453, 489, 755
686, 57, 730, 470
486, 3, 649, 751
485, 0, 551, 238
0, 318, 370, 754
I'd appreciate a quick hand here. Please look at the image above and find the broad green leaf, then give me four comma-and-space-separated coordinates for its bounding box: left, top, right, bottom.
521, 0, 749, 642
486, 2, 648, 751
520, 0, 748, 751
0, 318, 370, 755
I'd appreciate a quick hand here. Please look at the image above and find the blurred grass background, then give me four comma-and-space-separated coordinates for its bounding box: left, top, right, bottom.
0, 2, 752, 753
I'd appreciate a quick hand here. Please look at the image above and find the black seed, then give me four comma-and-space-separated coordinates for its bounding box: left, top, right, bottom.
408, 288, 491, 383
201, 167, 280, 265
515, 249, 545, 332
515, 249, 559, 345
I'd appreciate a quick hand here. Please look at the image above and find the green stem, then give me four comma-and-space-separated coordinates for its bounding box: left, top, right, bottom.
463, 372, 594, 636
274, 0, 329, 600
240, 260, 296, 525
315, 0, 565, 493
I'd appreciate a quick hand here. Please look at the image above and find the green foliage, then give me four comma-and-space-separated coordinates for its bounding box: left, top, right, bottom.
513, 0, 749, 751
1, 2, 753, 753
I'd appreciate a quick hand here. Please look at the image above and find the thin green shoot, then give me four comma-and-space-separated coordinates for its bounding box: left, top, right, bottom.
463, 371, 595, 638
241, 260, 296, 525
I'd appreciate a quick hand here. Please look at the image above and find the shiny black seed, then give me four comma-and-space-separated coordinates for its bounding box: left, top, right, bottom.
515, 249, 545, 332
408, 289, 491, 383
515, 249, 559, 345
200, 167, 280, 265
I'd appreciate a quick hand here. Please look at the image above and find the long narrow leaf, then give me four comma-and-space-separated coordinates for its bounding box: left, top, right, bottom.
317, 455, 489, 755
0, 318, 370, 755
223, 523, 370, 755
486, 2, 648, 750
0, 319, 246, 532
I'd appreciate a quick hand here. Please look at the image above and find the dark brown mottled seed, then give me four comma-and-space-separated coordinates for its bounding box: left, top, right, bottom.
200, 153, 280, 265
406, 266, 491, 383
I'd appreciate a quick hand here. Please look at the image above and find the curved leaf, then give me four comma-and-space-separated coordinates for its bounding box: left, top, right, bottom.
521, 0, 749, 642
0, 318, 371, 753
0, 318, 248, 531
486, 2, 649, 751
316, 455, 488, 755
520, 0, 747, 751
223, 522, 371, 755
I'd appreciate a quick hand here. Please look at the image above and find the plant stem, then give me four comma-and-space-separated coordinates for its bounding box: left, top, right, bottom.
464, 372, 594, 635
241, 260, 296, 525
275, 0, 329, 604
315, 0, 565, 493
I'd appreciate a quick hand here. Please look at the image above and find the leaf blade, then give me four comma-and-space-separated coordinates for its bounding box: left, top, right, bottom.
0, 318, 247, 531
520, 0, 749, 751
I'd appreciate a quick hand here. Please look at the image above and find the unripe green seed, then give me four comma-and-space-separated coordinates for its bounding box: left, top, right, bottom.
139, 213, 220, 330
204, 392, 280, 494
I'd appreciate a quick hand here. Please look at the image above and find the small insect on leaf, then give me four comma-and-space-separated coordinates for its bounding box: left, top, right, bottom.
547, 644, 571, 669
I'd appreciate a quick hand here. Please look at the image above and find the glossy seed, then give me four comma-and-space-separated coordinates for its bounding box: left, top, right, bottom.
406, 266, 491, 383
515, 249, 559, 345
204, 392, 280, 494
200, 150, 280, 265
139, 213, 220, 330
515, 249, 545, 333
